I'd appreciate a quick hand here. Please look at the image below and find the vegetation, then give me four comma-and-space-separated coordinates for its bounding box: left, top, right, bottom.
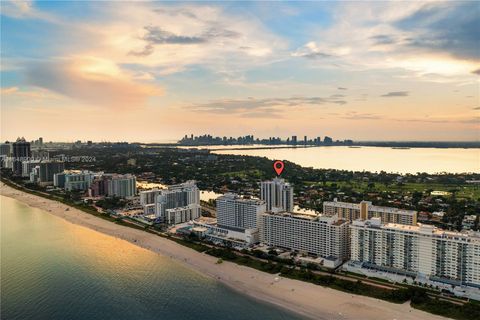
52, 146, 480, 231
411, 294, 480, 320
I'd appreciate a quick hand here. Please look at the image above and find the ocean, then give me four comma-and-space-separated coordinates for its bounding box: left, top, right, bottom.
0, 196, 303, 320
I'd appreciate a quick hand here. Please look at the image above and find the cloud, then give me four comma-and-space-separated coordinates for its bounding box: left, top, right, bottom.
23, 57, 163, 108
473, 107, 480, 110
240, 111, 283, 119
342, 111, 381, 120
116, 4, 283, 69
1, 0, 59, 23
337, 87, 348, 90
395, 2, 480, 61
1, 87, 19, 95
189, 96, 348, 116
294, 2, 479, 81
370, 34, 397, 45
472, 69, 480, 75
1, 86, 63, 100
291, 42, 330, 59
130, 24, 241, 57
381, 91, 409, 97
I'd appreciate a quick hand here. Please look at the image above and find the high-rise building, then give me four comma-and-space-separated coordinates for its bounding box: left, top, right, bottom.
0, 143, 10, 156
0, 142, 11, 168
90, 176, 108, 197
139, 189, 162, 206
89, 174, 136, 198
105, 174, 137, 198
216, 193, 266, 232
28, 160, 65, 185
12, 137, 31, 176
21, 160, 41, 177
38, 161, 65, 185
323, 200, 417, 225
165, 205, 201, 225
261, 212, 349, 264
291, 136, 297, 145
350, 218, 480, 288
54, 170, 99, 191
154, 181, 200, 223
260, 178, 294, 212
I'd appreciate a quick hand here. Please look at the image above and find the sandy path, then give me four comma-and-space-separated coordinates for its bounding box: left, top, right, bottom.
0, 182, 449, 320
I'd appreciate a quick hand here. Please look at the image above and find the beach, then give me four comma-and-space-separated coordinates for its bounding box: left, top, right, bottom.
0, 182, 449, 320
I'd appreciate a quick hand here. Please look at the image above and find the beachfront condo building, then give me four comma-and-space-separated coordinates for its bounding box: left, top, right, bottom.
0, 143, 10, 157
0, 143, 11, 168
350, 218, 480, 288
260, 178, 294, 212
140, 189, 161, 206
90, 173, 137, 198
21, 159, 41, 177
165, 205, 201, 225
154, 181, 200, 224
323, 200, 417, 225
12, 137, 31, 176
29, 160, 65, 186
260, 212, 350, 265
105, 174, 137, 198
216, 193, 266, 231
54, 170, 100, 192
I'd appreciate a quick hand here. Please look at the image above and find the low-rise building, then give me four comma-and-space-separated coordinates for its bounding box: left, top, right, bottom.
323, 200, 417, 225
463, 215, 478, 231
193, 218, 259, 248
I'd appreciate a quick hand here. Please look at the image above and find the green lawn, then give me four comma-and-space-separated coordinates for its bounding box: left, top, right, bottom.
313, 181, 480, 199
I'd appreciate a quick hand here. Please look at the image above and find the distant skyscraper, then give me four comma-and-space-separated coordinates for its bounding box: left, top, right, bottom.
291, 136, 297, 145
260, 178, 294, 212
303, 135, 307, 145
12, 137, 31, 176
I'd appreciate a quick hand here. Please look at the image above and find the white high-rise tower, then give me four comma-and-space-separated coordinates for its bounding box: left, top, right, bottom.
260, 177, 294, 212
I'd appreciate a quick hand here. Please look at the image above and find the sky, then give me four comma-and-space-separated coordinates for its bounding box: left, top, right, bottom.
1, 0, 479, 142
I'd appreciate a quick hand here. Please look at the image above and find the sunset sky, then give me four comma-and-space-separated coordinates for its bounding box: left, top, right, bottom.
1, 1, 479, 142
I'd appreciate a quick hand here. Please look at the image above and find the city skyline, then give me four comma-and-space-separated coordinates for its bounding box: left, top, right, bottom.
1, 1, 479, 142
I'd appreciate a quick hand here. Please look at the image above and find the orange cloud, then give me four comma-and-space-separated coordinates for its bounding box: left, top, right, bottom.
24, 57, 163, 108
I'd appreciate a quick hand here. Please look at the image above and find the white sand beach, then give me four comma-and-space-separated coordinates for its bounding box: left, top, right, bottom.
0, 182, 449, 320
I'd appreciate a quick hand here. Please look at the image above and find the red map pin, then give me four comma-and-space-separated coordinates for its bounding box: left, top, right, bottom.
273, 160, 284, 176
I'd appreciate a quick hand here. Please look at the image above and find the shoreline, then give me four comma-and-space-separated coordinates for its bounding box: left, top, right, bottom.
0, 182, 450, 320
